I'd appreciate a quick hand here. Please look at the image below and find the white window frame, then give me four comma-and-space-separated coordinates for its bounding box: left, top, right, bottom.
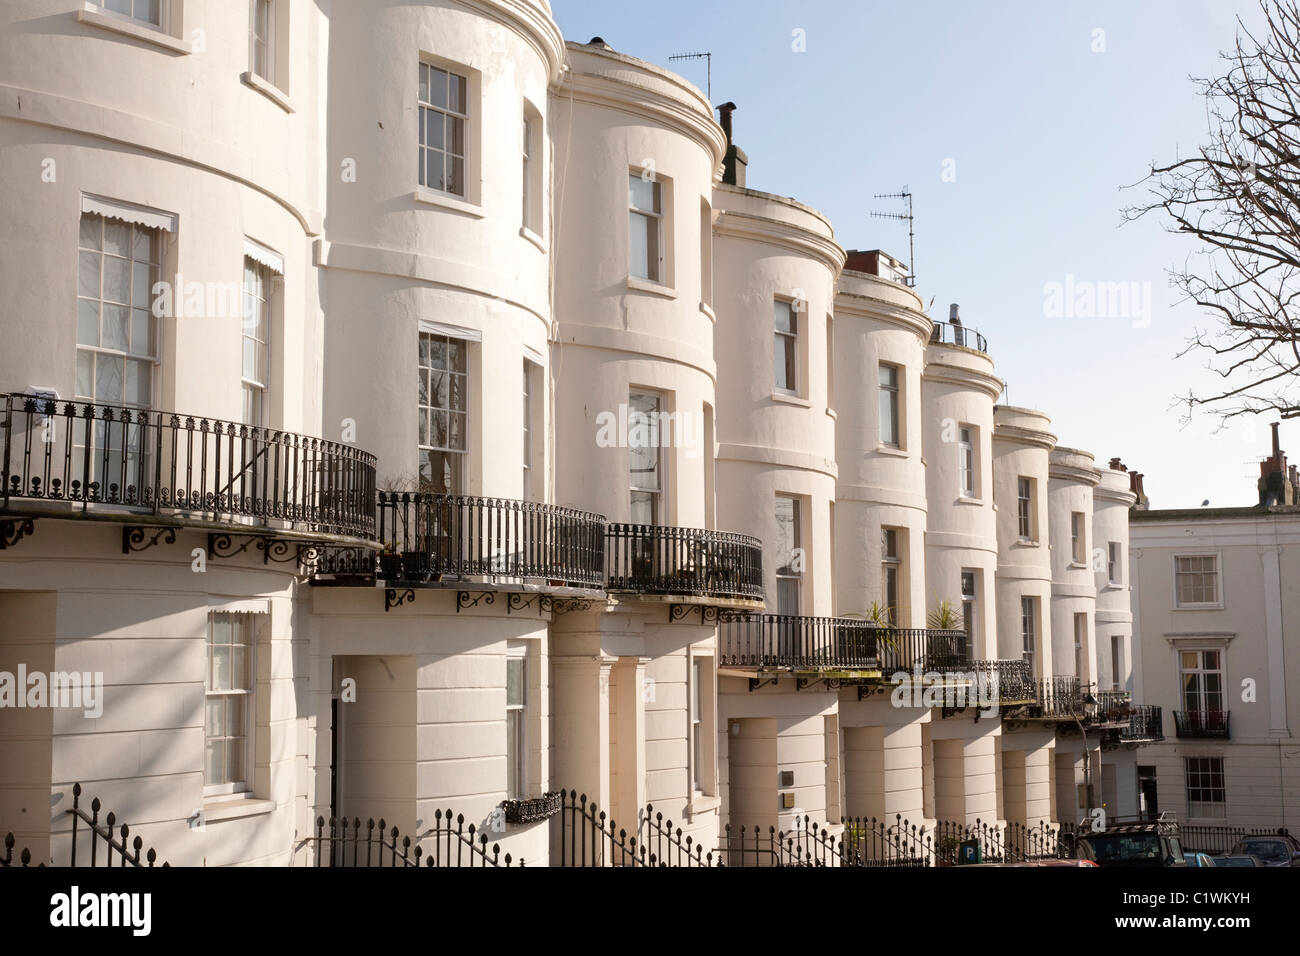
775, 495, 802, 616
522, 359, 540, 501
419, 61, 469, 197
629, 171, 664, 283
879, 363, 901, 448
250, 0, 273, 82
1021, 596, 1036, 673
958, 426, 975, 497
961, 569, 977, 659
1108, 541, 1122, 585
89, 0, 164, 28
774, 299, 799, 394
1178, 648, 1226, 715
417, 329, 471, 494
506, 643, 528, 799
1016, 477, 1033, 540
1070, 512, 1086, 564
241, 256, 273, 426
204, 610, 264, 798
881, 527, 901, 624
628, 388, 664, 524
1111, 635, 1124, 691
1173, 552, 1223, 609
688, 651, 716, 799
1073, 612, 1087, 681
1184, 756, 1227, 820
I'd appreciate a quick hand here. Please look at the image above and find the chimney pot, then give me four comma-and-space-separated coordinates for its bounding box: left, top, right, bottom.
949, 303, 960, 323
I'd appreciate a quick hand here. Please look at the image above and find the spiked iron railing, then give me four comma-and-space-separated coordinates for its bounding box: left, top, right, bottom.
2, 782, 168, 867
718, 613, 881, 670
303, 810, 520, 867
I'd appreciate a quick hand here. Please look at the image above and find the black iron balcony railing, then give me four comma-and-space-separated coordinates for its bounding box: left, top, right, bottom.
719, 614, 881, 670
1174, 709, 1230, 739
1088, 690, 1133, 725
319, 492, 606, 589
2, 394, 377, 538
1121, 705, 1164, 742
876, 628, 969, 674
930, 320, 988, 353
967, 659, 1037, 704
605, 523, 763, 602
1035, 677, 1085, 718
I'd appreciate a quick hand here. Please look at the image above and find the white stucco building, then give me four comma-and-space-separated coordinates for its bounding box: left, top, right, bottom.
0, 1, 1162, 866
1129, 426, 1300, 832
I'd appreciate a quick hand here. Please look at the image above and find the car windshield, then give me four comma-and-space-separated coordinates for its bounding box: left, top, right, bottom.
1214, 856, 1254, 867
1238, 840, 1287, 862
1084, 833, 1161, 862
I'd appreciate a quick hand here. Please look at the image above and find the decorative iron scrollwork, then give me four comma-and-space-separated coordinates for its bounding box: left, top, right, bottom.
208, 533, 254, 559
0, 517, 35, 550
456, 591, 496, 613
748, 676, 779, 692
122, 525, 177, 554
547, 597, 593, 614
669, 604, 720, 624
385, 588, 416, 612
507, 592, 540, 615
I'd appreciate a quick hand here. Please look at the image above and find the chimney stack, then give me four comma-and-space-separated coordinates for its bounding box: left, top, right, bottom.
717, 102, 747, 187
1128, 470, 1149, 510
1258, 421, 1294, 506
949, 303, 961, 325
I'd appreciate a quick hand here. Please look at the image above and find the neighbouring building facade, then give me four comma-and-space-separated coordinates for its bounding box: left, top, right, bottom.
0, 0, 1160, 867
1129, 425, 1300, 833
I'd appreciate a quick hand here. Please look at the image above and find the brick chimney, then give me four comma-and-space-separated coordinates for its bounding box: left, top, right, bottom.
717, 102, 747, 187
1258, 421, 1296, 506
1128, 470, 1149, 510
844, 249, 909, 284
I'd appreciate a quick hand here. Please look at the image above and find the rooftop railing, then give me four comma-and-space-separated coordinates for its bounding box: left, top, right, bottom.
930, 320, 988, 354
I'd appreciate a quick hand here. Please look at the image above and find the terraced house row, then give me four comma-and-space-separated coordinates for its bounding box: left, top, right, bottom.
0, 0, 1160, 866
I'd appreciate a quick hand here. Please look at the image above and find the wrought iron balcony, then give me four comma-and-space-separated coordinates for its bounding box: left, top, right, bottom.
1087, 690, 1133, 726
930, 320, 988, 353
719, 613, 882, 671
605, 523, 763, 602
1033, 677, 1086, 718
967, 659, 1037, 705
1120, 705, 1164, 742
1174, 710, 1230, 739
315, 492, 606, 590
876, 627, 970, 674
1, 393, 377, 539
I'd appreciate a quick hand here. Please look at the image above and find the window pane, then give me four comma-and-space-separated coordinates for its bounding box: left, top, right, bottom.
94, 355, 123, 403
80, 215, 101, 250
211, 645, 232, 691
103, 219, 130, 257
629, 175, 657, 213
774, 300, 794, 333
629, 213, 651, 280
507, 657, 524, 706
78, 300, 100, 346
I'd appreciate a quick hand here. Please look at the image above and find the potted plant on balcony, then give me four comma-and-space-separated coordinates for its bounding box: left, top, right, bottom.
926, 600, 966, 669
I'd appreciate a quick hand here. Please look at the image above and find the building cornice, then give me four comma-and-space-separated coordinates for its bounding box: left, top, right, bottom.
833, 286, 931, 342
712, 207, 846, 276
464, 0, 566, 82
992, 421, 1058, 452
557, 45, 726, 167
920, 359, 1003, 401
1048, 447, 1101, 486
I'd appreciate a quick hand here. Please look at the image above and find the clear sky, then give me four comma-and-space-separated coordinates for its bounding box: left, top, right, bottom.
552, 0, 1278, 509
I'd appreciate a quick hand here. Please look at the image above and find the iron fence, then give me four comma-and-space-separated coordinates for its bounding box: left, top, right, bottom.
876, 628, 969, 674
1035, 676, 1085, 718
1180, 824, 1292, 855
967, 659, 1037, 704
1, 394, 377, 538
303, 810, 520, 867
1, 782, 168, 867
605, 523, 763, 601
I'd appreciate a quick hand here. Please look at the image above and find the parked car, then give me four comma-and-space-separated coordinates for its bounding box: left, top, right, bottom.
1229, 833, 1300, 867
1212, 854, 1266, 867
1183, 851, 1216, 867
1075, 821, 1187, 867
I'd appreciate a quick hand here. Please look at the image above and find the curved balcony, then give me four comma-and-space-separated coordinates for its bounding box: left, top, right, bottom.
1, 394, 377, 540
1033, 677, 1085, 719
605, 524, 763, 603
719, 614, 883, 672
316, 492, 606, 591
1121, 705, 1164, 743
930, 320, 988, 354
967, 659, 1037, 705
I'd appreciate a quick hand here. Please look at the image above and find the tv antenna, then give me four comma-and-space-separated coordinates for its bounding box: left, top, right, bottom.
668, 51, 712, 101
870, 187, 915, 287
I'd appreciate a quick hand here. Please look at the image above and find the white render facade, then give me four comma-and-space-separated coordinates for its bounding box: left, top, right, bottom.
0, 1, 1158, 866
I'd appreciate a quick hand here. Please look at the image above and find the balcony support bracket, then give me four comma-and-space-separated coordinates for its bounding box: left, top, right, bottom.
123, 525, 177, 554
456, 590, 496, 613
857, 682, 887, 701
207, 533, 318, 571
669, 604, 719, 625
748, 677, 778, 692
385, 588, 416, 612
797, 676, 842, 692
0, 516, 36, 551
